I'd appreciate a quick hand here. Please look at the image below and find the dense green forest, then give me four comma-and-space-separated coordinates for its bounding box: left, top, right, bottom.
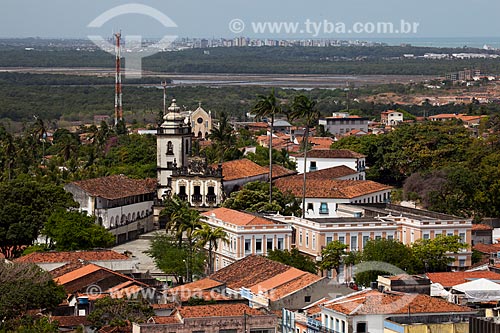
1, 44, 500, 75
2, 72, 500, 125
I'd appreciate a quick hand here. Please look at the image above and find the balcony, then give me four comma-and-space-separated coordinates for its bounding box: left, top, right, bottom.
319, 208, 329, 215
177, 194, 187, 201
206, 194, 217, 204
191, 194, 203, 203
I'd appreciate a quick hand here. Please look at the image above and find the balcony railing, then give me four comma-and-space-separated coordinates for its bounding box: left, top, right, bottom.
207, 194, 217, 203
178, 194, 187, 201
191, 194, 203, 203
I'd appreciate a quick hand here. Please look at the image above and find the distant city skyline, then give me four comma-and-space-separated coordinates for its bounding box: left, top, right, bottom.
1, 0, 500, 40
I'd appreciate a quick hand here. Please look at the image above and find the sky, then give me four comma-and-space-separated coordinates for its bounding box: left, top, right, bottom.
1, 0, 500, 40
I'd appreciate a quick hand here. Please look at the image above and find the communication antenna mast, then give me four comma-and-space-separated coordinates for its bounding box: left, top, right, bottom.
114, 32, 123, 125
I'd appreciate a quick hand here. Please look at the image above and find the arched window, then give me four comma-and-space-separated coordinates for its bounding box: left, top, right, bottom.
167, 141, 173, 155
127, 213, 131, 222
132, 212, 136, 221
110, 217, 115, 228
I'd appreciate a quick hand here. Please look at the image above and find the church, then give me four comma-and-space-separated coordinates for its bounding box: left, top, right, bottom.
155, 99, 224, 215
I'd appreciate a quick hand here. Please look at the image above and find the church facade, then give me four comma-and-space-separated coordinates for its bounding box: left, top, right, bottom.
156, 99, 223, 212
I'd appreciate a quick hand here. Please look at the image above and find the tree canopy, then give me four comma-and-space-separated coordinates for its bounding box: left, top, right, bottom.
42, 210, 115, 251
267, 248, 317, 274
0, 262, 66, 326
222, 181, 302, 216
0, 178, 77, 258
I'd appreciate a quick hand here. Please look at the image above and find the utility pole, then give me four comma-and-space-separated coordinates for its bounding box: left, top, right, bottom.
162, 81, 168, 115
114, 32, 123, 126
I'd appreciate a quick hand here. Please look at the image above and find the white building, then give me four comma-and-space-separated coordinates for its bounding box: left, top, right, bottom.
188, 102, 212, 139
64, 175, 156, 243
274, 177, 392, 219
319, 289, 475, 333
156, 99, 224, 209
291, 149, 366, 179
201, 207, 292, 270
381, 110, 404, 126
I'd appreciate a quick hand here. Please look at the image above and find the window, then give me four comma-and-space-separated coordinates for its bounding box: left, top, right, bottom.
459, 259, 466, 267
375, 235, 381, 240
255, 238, 262, 253
299, 230, 303, 245
185, 139, 189, 154
326, 236, 333, 245
309, 161, 317, 171
219, 330, 236, 333
277, 237, 284, 250
307, 203, 313, 211
166, 141, 173, 154
423, 233, 430, 240
304, 295, 311, 303
459, 232, 466, 243
387, 234, 394, 240
306, 232, 309, 247
245, 239, 251, 254
312, 234, 316, 250
339, 236, 345, 244
356, 322, 367, 333
350, 235, 358, 251
362, 235, 370, 248
319, 202, 329, 214
267, 238, 273, 251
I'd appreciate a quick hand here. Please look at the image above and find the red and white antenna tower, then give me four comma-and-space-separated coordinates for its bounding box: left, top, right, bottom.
114, 32, 123, 125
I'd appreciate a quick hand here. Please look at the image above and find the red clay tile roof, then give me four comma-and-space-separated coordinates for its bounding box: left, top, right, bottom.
474, 243, 500, 254
169, 278, 223, 292
264, 164, 298, 180
209, 255, 324, 301
269, 272, 322, 301
179, 303, 264, 318
293, 149, 365, 159
53, 316, 90, 327
150, 316, 181, 324
298, 137, 335, 149
169, 290, 231, 302
426, 271, 500, 288
303, 298, 330, 315
49, 261, 89, 278
203, 207, 277, 226
324, 289, 473, 315
472, 224, 493, 231
68, 175, 156, 200
274, 178, 391, 199
15, 250, 129, 264
210, 255, 290, 290
286, 166, 358, 182
152, 303, 176, 309
212, 159, 268, 181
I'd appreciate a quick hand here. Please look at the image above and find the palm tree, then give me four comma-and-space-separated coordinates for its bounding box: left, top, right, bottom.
208, 111, 235, 163
194, 224, 229, 274
289, 95, 320, 218
253, 89, 282, 204
171, 207, 203, 282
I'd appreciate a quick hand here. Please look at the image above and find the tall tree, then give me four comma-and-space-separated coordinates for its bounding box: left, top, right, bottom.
222, 181, 302, 216
289, 95, 320, 218
145, 233, 206, 284
42, 210, 115, 251
207, 111, 237, 163
412, 235, 467, 273
267, 248, 317, 274
318, 240, 348, 277
0, 262, 66, 324
194, 224, 229, 274
87, 296, 154, 330
168, 206, 203, 282
0, 179, 77, 259
253, 89, 282, 204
